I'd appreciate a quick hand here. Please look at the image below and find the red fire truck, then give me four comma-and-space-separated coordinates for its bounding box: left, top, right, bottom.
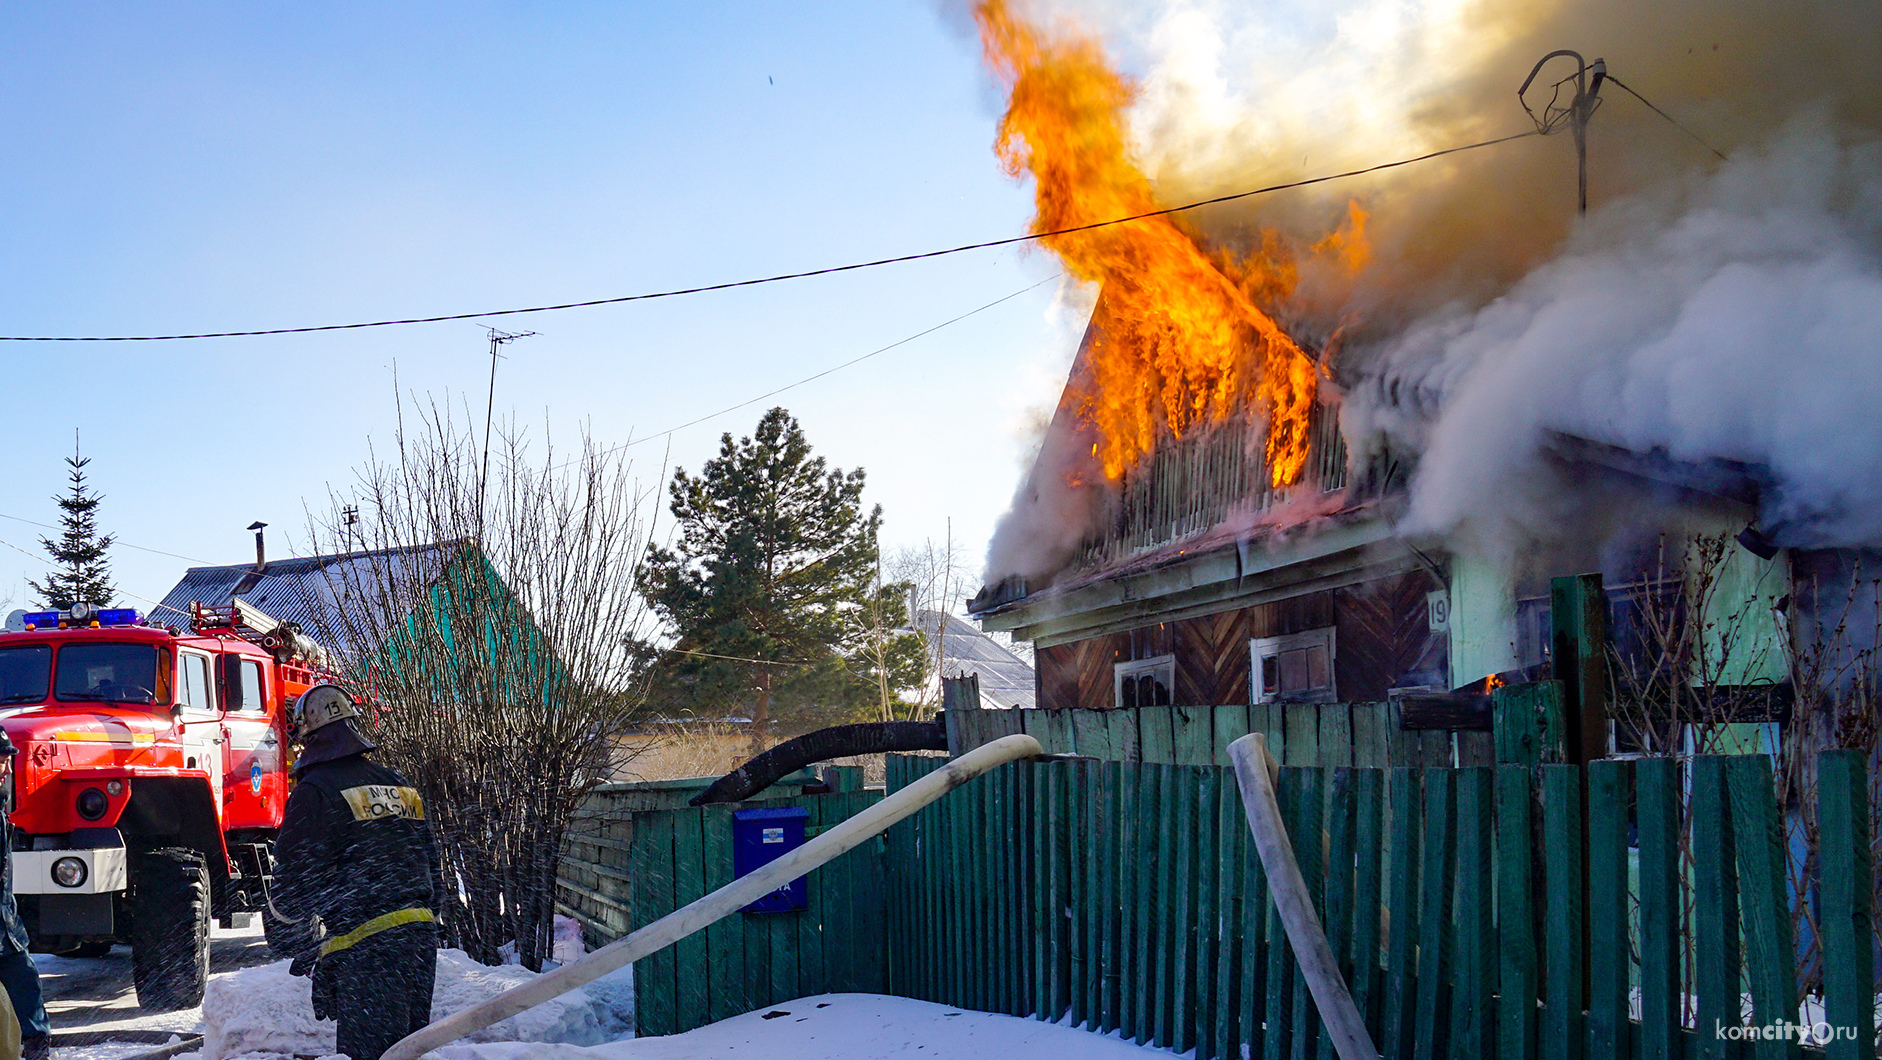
0, 600, 343, 1010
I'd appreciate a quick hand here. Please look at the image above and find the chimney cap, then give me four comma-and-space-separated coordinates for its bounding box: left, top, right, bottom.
247, 521, 268, 531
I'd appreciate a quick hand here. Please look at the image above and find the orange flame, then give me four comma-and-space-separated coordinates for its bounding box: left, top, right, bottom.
977, 0, 1362, 487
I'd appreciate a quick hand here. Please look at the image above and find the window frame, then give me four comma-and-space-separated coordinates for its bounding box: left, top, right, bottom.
176, 649, 218, 714
1113, 653, 1176, 709
1249, 627, 1338, 705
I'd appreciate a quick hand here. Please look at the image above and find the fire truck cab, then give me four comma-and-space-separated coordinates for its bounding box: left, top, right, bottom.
0, 601, 337, 1011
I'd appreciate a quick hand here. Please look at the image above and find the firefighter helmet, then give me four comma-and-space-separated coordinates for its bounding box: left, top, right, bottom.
291, 683, 361, 741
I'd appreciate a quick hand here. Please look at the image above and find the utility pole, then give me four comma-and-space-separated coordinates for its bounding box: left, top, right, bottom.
1520, 50, 1607, 215
478, 328, 535, 520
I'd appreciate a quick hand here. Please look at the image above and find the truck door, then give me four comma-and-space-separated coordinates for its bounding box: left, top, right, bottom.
219, 656, 284, 828
175, 650, 224, 808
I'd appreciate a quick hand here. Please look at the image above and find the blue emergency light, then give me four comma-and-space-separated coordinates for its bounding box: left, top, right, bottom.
97, 609, 142, 627
21, 612, 60, 630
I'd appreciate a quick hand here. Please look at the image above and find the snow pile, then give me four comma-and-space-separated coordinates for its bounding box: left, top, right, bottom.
496, 916, 588, 968
436, 993, 1176, 1060
202, 948, 633, 1060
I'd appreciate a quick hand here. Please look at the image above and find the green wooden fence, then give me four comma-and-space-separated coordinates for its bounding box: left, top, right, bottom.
556, 779, 887, 1037
885, 750, 1880, 1060
944, 701, 1486, 769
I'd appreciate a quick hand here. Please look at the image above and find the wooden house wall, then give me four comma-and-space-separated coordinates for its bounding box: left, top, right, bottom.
1033, 568, 1444, 710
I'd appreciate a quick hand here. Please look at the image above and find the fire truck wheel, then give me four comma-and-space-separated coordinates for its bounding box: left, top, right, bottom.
130, 847, 210, 1011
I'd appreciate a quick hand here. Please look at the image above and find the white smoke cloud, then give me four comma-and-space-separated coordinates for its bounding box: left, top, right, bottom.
1368, 116, 1882, 547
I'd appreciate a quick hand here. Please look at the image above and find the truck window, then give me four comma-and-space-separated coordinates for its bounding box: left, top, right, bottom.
176, 652, 214, 711
55, 643, 163, 704
0, 646, 51, 705
235, 659, 265, 712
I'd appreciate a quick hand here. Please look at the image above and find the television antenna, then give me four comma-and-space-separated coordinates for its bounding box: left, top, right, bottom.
478, 327, 536, 513
1519, 50, 1607, 215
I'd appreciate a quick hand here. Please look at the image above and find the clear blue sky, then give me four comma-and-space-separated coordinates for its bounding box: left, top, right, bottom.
0, 2, 1071, 614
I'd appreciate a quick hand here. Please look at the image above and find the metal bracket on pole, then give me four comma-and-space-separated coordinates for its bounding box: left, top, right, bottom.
1227, 733, 1381, 1060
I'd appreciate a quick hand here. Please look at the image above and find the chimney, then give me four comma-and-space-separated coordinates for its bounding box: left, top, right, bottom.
248, 521, 268, 573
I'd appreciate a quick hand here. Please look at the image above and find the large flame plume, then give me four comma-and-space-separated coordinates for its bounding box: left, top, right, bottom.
976, 0, 1363, 487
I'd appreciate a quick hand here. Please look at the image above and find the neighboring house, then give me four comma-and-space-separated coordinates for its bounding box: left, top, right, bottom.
969, 322, 1819, 750
910, 608, 1035, 710
153, 542, 458, 654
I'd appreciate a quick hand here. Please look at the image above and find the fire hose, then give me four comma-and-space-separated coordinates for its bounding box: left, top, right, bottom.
379, 733, 1045, 1060
1227, 733, 1380, 1060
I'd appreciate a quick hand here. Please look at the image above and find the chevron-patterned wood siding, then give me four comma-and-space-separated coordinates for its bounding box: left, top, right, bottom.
1033, 570, 1444, 710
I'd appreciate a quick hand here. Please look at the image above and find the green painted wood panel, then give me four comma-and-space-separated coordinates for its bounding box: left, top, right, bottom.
701, 805, 745, 1023
1073, 708, 1111, 760
1283, 704, 1320, 766
1173, 707, 1211, 765
1726, 755, 1798, 1060
1540, 765, 1584, 1060
1133, 762, 1160, 1042
1585, 760, 1630, 1060
1171, 767, 1201, 1053
1155, 763, 1181, 1047
1816, 751, 1875, 1060
1351, 703, 1389, 768
1262, 767, 1298, 1060
1320, 767, 1357, 1060
1291, 766, 1325, 1060
1192, 766, 1218, 1055
1212, 706, 1252, 767
671, 808, 710, 1031
1319, 703, 1354, 769
1349, 768, 1384, 1044
1450, 768, 1494, 1060
1412, 769, 1453, 1060
1635, 757, 1680, 1060
1213, 764, 1243, 1060
1141, 708, 1177, 764
634, 810, 678, 1036
1692, 756, 1743, 1060
1381, 767, 1420, 1060
1495, 765, 1538, 1060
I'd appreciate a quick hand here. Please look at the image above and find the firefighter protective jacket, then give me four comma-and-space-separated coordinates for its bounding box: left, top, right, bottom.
272, 753, 443, 960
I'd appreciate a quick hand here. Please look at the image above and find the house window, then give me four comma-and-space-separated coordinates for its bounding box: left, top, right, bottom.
1114, 655, 1174, 709
1250, 628, 1336, 704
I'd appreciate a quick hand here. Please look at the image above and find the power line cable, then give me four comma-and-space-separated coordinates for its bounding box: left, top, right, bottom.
0, 131, 1539, 343
0, 533, 195, 621
581, 275, 1057, 465
0, 511, 214, 565
1604, 74, 1728, 161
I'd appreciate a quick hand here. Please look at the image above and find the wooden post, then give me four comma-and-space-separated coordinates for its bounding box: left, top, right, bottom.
1549, 574, 1609, 764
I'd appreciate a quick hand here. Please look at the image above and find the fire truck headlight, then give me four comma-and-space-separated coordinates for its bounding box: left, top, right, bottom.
105, 780, 125, 797
51, 857, 86, 888
76, 787, 109, 821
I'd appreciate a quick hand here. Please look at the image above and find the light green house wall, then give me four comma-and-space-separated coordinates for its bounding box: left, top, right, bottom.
1448, 550, 1519, 687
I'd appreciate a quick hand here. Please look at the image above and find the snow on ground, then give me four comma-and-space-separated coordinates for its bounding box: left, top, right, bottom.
438, 994, 1179, 1060
202, 948, 634, 1060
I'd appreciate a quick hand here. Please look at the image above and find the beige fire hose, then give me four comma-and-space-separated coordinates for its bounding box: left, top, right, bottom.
381, 733, 1045, 1060
1228, 733, 1380, 1060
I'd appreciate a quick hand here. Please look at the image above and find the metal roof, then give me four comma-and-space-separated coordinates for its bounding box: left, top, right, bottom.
152, 542, 463, 655
912, 609, 1035, 710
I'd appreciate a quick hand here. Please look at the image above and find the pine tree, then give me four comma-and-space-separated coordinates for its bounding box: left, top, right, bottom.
30, 447, 118, 610
635, 407, 926, 743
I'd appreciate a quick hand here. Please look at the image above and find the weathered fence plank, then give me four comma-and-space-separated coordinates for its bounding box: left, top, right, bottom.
1541, 764, 1584, 1060
1726, 755, 1798, 1060
1692, 756, 1741, 1060
1817, 750, 1875, 1060
1495, 764, 1538, 1060
1586, 760, 1630, 1060
1635, 757, 1680, 1060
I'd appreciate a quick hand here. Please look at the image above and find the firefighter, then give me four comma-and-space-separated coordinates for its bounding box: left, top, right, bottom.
272, 685, 441, 1060
0, 730, 47, 1060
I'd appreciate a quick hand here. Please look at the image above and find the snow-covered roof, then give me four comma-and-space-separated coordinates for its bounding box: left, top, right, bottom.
912, 609, 1034, 710
152, 541, 464, 655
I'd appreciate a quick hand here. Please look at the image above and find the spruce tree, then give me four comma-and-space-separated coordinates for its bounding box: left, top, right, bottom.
635, 407, 926, 742
30, 449, 118, 610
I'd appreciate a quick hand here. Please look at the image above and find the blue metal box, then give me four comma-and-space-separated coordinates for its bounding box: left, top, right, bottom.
731, 806, 810, 913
